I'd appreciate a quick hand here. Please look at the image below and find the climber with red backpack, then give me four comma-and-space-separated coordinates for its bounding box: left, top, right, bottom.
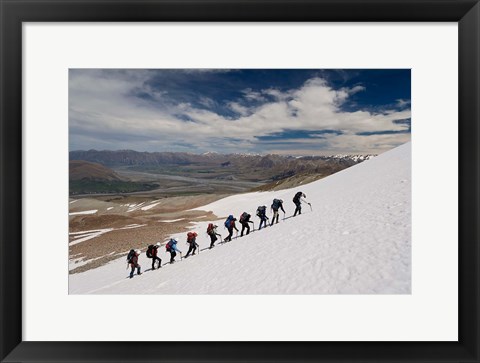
126, 249, 142, 279
270, 198, 285, 225
206, 223, 221, 249
223, 215, 239, 242
165, 238, 182, 264
185, 232, 199, 258
239, 212, 254, 237
146, 243, 162, 270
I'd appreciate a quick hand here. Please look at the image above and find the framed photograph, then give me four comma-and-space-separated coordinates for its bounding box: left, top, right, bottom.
1, 0, 479, 362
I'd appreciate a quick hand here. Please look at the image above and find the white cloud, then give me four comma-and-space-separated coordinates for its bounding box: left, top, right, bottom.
396, 98, 411, 108
241, 88, 268, 102
69, 71, 411, 154
198, 97, 217, 109
227, 102, 249, 116
348, 85, 366, 95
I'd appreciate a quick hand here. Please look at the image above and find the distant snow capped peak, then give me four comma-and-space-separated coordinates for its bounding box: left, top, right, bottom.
332, 154, 377, 162
293, 154, 376, 162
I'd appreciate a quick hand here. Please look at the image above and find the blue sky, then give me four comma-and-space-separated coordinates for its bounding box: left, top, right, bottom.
69, 69, 411, 155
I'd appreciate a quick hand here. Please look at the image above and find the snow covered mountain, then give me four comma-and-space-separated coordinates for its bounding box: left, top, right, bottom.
69, 142, 411, 294
332, 154, 376, 162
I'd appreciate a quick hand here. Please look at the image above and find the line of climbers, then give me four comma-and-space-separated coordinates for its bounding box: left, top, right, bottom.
126, 191, 310, 278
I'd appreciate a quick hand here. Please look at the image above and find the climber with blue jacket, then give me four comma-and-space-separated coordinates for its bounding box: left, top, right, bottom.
223, 215, 239, 242
165, 238, 182, 264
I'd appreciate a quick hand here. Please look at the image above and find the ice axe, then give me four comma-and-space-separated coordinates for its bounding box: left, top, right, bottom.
308, 202, 312, 212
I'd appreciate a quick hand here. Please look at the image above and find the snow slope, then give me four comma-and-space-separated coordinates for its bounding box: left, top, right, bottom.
69, 142, 411, 294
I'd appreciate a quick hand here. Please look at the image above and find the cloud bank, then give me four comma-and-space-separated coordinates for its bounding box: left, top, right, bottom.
69, 69, 411, 155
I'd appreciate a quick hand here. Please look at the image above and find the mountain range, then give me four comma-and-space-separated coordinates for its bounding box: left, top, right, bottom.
70, 149, 375, 167
69, 150, 376, 188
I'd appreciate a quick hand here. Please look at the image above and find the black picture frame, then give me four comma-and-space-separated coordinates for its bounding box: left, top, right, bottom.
1, 1, 479, 362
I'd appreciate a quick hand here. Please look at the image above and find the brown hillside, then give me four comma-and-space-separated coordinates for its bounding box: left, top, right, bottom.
250, 172, 326, 192
70, 160, 123, 181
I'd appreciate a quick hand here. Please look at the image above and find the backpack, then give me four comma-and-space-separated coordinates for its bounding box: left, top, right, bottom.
293, 192, 303, 203
239, 212, 249, 223
146, 244, 154, 258
165, 240, 174, 252
272, 199, 282, 210
126, 249, 135, 263
207, 223, 215, 234
224, 215, 233, 228
256, 206, 266, 217
187, 232, 197, 242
